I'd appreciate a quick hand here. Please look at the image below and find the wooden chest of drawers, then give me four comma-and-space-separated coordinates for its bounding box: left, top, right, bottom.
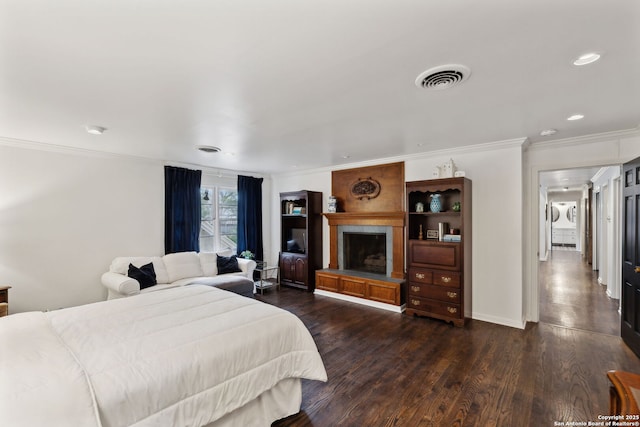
405, 178, 471, 326
406, 257, 467, 325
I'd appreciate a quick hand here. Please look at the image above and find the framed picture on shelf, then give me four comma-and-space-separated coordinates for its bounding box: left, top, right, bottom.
426, 230, 439, 239
292, 206, 303, 215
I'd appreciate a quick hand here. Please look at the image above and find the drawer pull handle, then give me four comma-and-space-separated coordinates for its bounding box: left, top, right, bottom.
415, 273, 425, 279
411, 286, 420, 292
441, 276, 452, 283
447, 291, 458, 299
447, 307, 457, 314
411, 299, 420, 306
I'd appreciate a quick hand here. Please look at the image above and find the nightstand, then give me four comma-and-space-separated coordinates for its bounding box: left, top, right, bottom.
0, 285, 11, 317
254, 262, 280, 295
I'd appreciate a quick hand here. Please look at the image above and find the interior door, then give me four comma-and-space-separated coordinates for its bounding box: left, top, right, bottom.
621, 156, 640, 356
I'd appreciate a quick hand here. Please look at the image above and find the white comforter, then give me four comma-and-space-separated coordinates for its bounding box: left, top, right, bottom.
0, 285, 327, 427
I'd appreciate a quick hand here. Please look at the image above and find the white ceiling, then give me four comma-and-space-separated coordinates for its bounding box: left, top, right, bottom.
539, 166, 607, 192
1, 1, 639, 183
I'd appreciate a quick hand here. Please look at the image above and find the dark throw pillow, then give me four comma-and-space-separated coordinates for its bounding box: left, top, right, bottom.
128, 262, 157, 290
217, 254, 242, 274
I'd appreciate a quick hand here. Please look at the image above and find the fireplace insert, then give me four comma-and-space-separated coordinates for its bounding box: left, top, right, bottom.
343, 232, 386, 275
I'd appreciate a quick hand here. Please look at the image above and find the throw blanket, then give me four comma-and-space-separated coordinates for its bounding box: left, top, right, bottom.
0, 285, 327, 426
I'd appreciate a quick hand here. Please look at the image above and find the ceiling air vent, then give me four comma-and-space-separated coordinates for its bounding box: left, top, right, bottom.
415, 64, 471, 90
196, 145, 221, 153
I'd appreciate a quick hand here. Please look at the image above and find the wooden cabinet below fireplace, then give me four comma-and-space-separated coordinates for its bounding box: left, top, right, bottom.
405, 177, 471, 326
316, 269, 404, 306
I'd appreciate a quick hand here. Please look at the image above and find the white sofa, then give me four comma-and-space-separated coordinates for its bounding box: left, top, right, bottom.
101, 251, 257, 299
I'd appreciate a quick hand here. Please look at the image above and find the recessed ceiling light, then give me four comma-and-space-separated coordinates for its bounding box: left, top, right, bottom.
567, 114, 584, 121
540, 129, 557, 137
86, 125, 106, 135
196, 145, 221, 153
573, 52, 601, 66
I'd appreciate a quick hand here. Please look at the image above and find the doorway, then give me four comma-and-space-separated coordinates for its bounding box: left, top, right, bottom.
538, 166, 622, 334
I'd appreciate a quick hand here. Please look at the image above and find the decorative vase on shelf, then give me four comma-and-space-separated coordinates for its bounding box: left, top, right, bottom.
327, 196, 337, 213
430, 194, 442, 213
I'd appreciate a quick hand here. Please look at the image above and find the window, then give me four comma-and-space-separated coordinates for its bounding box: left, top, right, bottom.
200, 187, 237, 252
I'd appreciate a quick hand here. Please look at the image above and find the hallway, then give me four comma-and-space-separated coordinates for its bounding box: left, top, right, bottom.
539, 248, 620, 336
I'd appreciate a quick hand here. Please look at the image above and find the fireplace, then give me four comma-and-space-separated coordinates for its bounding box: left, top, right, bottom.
343, 232, 386, 274
323, 212, 404, 279
316, 163, 406, 308
339, 226, 392, 276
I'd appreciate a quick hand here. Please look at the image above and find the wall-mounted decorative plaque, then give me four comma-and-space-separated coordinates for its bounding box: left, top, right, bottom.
350, 177, 381, 200
331, 162, 405, 213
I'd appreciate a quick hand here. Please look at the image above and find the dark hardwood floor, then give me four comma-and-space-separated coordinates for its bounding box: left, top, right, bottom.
539, 248, 621, 335
258, 249, 640, 426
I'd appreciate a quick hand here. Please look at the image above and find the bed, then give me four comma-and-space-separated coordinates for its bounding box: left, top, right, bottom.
0, 285, 327, 426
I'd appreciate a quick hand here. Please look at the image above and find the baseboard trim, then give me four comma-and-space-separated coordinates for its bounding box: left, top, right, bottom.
314, 289, 405, 313
471, 312, 527, 329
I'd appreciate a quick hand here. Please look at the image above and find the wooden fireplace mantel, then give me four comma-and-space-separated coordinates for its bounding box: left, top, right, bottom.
322, 211, 405, 226
322, 211, 405, 279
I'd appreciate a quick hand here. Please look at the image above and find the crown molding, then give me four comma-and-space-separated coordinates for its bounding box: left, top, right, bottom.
589, 167, 611, 184
165, 160, 267, 180
0, 136, 266, 178
527, 127, 640, 151
271, 137, 528, 178
0, 135, 160, 163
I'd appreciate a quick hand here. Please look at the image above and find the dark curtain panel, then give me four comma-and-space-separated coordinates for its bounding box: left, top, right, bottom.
164, 166, 202, 254
237, 175, 264, 261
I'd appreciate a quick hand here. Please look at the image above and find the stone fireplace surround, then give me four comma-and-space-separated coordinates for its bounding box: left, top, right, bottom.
340, 226, 390, 275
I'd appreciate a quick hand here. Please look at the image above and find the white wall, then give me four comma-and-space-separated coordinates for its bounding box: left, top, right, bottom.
524, 129, 640, 322
539, 189, 548, 261
272, 139, 526, 329
0, 142, 165, 313
0, 139, 271, 314
591, 166, 622, 299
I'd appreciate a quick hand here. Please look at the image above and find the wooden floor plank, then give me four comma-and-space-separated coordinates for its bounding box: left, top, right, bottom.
263, 250, 640, 426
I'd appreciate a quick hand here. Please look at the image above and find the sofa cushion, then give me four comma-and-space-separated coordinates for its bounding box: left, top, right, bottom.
127, 263, 157, 290
111, 256, 169, 284
163, 251, 204, 283
217, 255, 242, 274
207, 276, 255, 298
199, 252, 218, 276
199, 250, 236, 276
